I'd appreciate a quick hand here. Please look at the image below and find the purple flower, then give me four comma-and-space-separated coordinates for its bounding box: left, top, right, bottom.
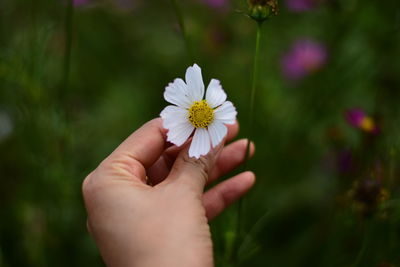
281, 38, 327, 81
346, 108, 365, 127
345, 108, 379, 134
285, 0, 316, 12
202, 0, 229, 10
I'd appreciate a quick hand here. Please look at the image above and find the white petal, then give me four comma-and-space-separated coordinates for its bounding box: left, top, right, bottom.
160, 105, 194, 146
164, 78, 192, 108
208, 121, 227, 148
205, 79, 227, 108
166, 121, 194, 146
189, 128, 211, 159
185, 64, 204, 102
214, 101, 237, 125
160, 105, 187, 127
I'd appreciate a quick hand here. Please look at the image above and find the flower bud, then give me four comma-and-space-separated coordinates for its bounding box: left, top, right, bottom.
247, 0, 278, 23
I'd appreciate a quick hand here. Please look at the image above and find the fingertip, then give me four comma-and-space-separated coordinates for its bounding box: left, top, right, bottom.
236, 138, 256, 158
226, 121, 239, 141
242, 171, 256, 187
248, 140, 256, 157
147, 117, 162, 127
150, 117, 168, 135
203, 171, 256, 220
233, 171, 256, 194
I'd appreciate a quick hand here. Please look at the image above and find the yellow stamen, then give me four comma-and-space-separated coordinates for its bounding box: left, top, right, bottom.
360, 117, 375, 132
188, 100, 214, 128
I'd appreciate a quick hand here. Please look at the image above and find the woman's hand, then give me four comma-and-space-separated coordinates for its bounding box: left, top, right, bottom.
82, 118, 255, 267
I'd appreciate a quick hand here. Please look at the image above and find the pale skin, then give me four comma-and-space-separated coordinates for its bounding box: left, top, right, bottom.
82, 118, 255, 267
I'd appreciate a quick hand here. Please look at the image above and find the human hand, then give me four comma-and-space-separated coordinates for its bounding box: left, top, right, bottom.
82, 118, 255, 267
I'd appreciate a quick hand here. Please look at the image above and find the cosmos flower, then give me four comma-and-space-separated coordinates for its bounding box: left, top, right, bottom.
285, 0, 317, 12
160, 64, 237, 158
345, 108, 379, 134
247, 0, 279, 22
281, 38, 328, 81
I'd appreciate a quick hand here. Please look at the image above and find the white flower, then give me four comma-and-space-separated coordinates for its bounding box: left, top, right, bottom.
160, 64, 237, 159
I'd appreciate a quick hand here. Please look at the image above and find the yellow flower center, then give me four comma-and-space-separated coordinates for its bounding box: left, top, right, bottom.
360, 117, 375, 132
188, 100, 214, 128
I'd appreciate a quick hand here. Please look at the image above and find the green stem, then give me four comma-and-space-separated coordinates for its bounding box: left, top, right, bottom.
62, 0, 74, 94
232, 21, 263, 264
246, 22, 262, 162
170, 0, 194, 63
238, 210, 270, 257
351, 222, 370, 267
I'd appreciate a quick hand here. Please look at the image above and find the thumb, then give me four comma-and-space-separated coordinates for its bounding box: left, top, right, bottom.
166, 141, 224, 194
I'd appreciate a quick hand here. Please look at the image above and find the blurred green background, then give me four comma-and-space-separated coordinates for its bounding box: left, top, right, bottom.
1, 0, 400, 266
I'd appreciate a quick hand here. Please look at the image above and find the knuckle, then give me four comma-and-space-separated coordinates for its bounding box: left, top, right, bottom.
99, 153, 145, 178
82, 172, 94, 198
81, 169, 109, 201
181, 156, 210, 184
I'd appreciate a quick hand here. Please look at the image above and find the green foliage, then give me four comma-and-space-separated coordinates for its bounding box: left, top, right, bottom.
1, 0, 400, 266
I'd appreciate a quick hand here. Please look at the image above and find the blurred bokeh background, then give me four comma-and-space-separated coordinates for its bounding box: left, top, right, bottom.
1, 0, 400, 266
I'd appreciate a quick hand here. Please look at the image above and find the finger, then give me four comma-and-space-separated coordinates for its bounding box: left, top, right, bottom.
203, 171, 255, 220
147, 121, 239, 185
166, 141, 224, 194
102, 118, 167, 182
208, 139, 255, 184
226, 121, 239, 141
146, 145, 177, 185
147, 137, 253, 186
111, 118, 167, 167
154, 121, 239, 163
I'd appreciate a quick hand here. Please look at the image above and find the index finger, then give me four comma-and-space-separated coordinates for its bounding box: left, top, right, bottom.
108, 118, 167, 170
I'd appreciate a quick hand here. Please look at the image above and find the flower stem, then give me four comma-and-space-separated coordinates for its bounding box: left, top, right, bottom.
246, 22, 262, 162
62, 0, 74, 94
232, 21, 263, 264
170, 0, 194, 63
